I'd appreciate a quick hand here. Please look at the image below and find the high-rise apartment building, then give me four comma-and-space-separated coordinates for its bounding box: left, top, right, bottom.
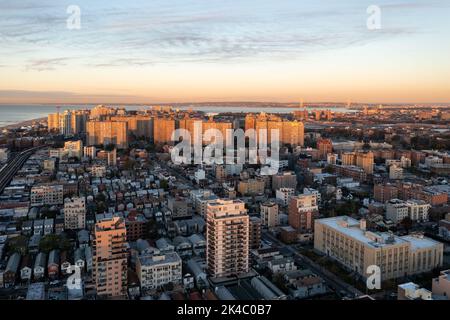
342, 152, 356, 166
206, 199, 249, 278
153, 117, 176, 144
247, 113, 304, 146
356, 151, 374, 174
71, 110, 89, 134
203, 117, 233, 139
110, 115, 153, 140
48, 113, 60, 132
93, 217, 128, 298
90, 105, 116, 120
60, 110, 72, 137
86, 120, 128, 149
83, 146, 97, 159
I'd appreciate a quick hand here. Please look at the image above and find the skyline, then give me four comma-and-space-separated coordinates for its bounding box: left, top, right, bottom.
1, 0, 450, 104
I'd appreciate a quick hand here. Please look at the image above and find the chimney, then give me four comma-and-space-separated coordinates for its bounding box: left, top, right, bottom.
360, 219, 367, 231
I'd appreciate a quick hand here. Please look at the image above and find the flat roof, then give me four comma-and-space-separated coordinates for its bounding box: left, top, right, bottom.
400, 235, 441, 250
317, 216, 407, 248
318, 216, 442, 250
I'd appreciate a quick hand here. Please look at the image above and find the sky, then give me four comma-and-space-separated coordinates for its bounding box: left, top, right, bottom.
0, 0, 449, 104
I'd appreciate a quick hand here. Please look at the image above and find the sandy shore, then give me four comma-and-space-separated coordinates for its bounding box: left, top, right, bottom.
0, 117, 46, 130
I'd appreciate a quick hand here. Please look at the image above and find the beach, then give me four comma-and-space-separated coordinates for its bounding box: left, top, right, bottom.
0, 117, 46, 131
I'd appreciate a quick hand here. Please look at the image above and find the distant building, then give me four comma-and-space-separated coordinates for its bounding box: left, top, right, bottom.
86, 120, 128, 149
276, 188, 295, 206
317, 138, 333, 160
288, 193, 319, 231
238, 179, 265, 196
64, 197, 86, 230
260, 201, 279, 228
272, 171, 297, 191
386, 199, 430, 223
389, 165, 403, 180
30, 185, 63, 207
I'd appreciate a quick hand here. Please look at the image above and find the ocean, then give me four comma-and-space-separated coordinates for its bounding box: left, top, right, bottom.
0, 104, 355, 128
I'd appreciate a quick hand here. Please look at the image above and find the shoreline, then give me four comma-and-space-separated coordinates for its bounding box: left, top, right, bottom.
0, 117, 46, 131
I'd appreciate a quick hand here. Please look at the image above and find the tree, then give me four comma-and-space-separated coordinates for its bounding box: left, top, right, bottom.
401, 216, 413, 234
104, 143, 116, 151
272, 273, 288, 294
95, 193, 106, 202
7, 235, 28, 255
123, 158, 136, 171
159, 179, 169, 191
39, 234, 72, 253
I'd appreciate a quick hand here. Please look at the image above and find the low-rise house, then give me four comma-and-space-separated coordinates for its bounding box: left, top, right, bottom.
77, 230, 90, 248
33, 219, 44, 235
74, 247, 85, 271
283, 269, 327, 299
20, 254, 33, 281
250, 276, 287, 300
26, 282, 46, 300
4, 253, 21, 287
54, 216, 65, 234
33, 252, 47, 280
28, 234, 41, 254
155, 238, 174, 253
186, 258, 208, 289
44, 218, 54, 235
84, 246, 93, 273
267, 256, 297, 274
22, 220, 33, 235
136, 239, 155, 256
47, 249, 60, 278
60, 251, 71, 275
188, 234, 206, 256
173, 236, 192, 258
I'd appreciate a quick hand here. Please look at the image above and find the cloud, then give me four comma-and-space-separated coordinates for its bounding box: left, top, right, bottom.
0, 0, 447, 71
24, 57, 71, 71
0, 89, 155, 104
